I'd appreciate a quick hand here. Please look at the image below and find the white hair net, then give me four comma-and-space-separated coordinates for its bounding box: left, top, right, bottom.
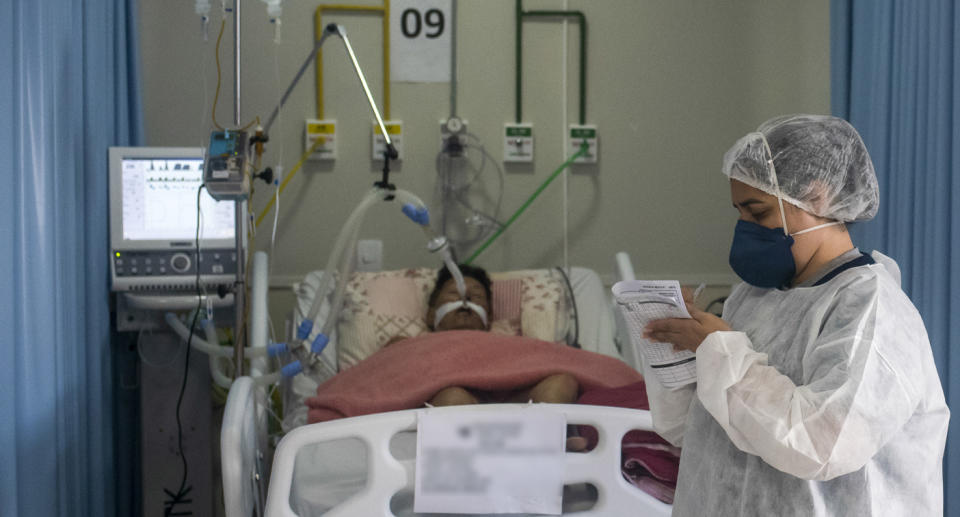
722, 114, 879, 222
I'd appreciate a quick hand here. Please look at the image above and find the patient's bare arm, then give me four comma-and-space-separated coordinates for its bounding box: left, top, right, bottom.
517, 373, 580, 404
429, 386, 480, 406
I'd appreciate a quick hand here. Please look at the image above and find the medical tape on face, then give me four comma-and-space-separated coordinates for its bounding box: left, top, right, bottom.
757, 132, 790, 235
433, 300, 488, 328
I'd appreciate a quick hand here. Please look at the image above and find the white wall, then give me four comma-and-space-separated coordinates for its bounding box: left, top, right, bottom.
139, 0, 830, 323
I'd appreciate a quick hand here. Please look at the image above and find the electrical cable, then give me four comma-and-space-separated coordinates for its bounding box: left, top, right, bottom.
561, 0, 570, 273
199, 22, 212, 148
212, 18, 226, 130
211, 15, 258, 132
554, 266, 580, 348
254, 138, 323, 228
163, 185, 206, 516
270, 38, 285, 275
271, 185, 280, 262
705, 296, 727, 317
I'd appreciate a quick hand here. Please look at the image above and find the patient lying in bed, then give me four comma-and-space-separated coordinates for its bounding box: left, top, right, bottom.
306, 264, 645, 425
390, 264, 580, 408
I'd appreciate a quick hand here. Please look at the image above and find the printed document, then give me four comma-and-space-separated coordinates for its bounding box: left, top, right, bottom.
612, 280, 697, 388
414, 407, 565, 515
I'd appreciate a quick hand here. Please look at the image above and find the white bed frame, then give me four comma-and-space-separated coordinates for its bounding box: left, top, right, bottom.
265, 403, 672, 516
223, 251, 668, 516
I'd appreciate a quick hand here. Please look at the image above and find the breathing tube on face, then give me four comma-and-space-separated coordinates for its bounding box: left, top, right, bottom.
403, 201, 466, 299
432, 238, 466, 299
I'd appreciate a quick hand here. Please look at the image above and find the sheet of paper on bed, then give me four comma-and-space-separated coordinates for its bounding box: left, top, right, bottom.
612, 280, 697, 388
414, 407, 566, 515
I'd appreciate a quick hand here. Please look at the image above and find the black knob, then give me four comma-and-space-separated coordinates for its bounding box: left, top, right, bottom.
170, 253, 191, 273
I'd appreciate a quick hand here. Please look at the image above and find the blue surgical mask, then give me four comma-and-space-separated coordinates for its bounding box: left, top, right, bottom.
729, 219, 844, 288
729, 220, 796, 288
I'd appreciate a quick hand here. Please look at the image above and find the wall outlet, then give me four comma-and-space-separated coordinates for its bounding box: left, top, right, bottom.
372, 120, 403, 161
356, 239, 383, 272
503, 123, 534, 162
305, 119, 336, 160
569, 124, 598, 164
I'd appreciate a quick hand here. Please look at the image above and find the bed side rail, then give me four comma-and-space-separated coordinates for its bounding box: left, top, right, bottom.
264, 403, 671, 517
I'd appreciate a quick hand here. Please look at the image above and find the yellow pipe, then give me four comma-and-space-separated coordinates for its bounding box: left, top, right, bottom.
314, 2, 391, 119
255, 138, 325, 228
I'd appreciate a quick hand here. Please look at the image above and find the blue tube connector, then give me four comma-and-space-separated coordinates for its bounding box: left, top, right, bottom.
282, 360, 304, 378
311, 333, 330, 355
297, 319, 314, 340
268, 342, 289, 357
401, 204, 430, 226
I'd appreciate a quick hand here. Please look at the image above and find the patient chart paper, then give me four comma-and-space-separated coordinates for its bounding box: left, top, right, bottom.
613, 280, 697, 388
414, 407, 565, 515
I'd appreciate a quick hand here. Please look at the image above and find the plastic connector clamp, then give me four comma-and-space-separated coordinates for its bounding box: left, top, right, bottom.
401, 204, 430, 226
311, 333, 330, 355
297, 319, 314, 340
267, 342, 288, 357
281, 360, 304, 378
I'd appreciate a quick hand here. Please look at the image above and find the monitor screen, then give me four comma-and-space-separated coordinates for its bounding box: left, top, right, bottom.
120, 154, 235, 241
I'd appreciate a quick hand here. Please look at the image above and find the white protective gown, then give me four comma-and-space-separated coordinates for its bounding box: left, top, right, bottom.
644, 253, 949, 516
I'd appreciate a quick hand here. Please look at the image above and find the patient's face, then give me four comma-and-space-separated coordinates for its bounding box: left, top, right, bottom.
430, 277, 491, 332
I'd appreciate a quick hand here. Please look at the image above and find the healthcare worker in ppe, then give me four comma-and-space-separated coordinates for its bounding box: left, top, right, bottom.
643, 114, 949, 516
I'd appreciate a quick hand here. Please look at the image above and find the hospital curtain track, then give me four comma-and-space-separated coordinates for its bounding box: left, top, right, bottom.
0, 0, 143, 515
831, 0, 959, 513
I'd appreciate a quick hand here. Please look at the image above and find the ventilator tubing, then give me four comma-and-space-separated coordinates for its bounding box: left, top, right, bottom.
165, 312, 280, 387
431, 237, 466, 299
165, 312, 269, 359
203, 320, 234, 389
294, 186, 432, 381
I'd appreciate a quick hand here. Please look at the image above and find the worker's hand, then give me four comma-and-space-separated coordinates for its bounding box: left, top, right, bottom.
643, 303, 731, 353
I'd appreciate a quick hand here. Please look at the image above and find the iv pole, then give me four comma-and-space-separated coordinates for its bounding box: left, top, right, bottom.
233, 0, 246, 376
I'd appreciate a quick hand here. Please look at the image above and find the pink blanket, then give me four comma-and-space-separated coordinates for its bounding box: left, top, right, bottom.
306, 330, 644, 423
577, 382, 680, 504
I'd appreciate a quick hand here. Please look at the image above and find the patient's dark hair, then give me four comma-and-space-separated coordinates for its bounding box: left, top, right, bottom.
428, 264, 492, 307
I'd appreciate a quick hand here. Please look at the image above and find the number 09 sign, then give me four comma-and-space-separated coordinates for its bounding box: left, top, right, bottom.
390, 0, 452, 83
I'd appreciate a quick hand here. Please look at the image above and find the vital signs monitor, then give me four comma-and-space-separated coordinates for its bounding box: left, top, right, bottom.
109, 147, 240, 292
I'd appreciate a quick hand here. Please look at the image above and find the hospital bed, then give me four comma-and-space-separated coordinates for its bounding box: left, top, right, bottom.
222, 251, 673, 516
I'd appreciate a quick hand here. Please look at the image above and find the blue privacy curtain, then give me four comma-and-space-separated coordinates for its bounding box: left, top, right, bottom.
0, 0, 142, 516
831, 0, 959, 513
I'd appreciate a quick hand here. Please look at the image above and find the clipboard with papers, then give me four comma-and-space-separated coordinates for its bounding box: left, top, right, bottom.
612, 280, 697, 388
